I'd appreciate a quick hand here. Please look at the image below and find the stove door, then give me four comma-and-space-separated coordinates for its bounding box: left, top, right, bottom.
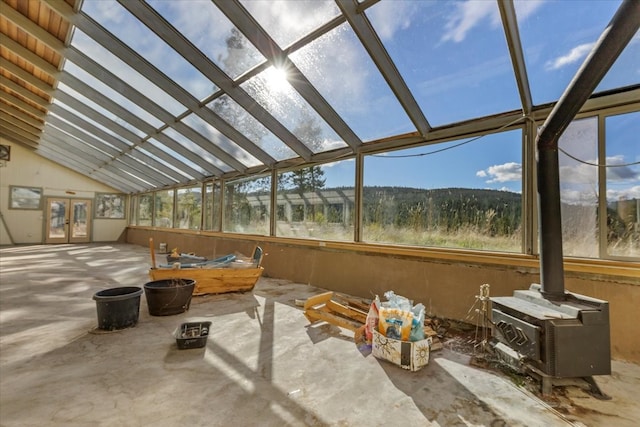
492, 309, 541, 361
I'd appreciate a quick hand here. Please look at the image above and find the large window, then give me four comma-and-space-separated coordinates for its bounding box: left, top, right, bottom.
154, 189, 174, 228
276, 160, 355, 241
204, 181, 221, 231
558, 111, 639, 260
137, 194, 153, 226
223, 175, 271, 235
605, 111, 639, 258
176, 186, 202, 230
129, 109, 638, 262
363, 130, 523, 251
558, 117, 599, 258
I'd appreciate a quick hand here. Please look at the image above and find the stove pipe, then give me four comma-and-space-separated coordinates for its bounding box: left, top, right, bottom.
535, 0, 640, 299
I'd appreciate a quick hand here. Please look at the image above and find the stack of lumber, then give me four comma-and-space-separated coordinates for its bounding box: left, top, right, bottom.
303, 291, 442, 351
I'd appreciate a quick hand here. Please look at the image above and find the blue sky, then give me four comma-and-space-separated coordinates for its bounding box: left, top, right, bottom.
73, 0, 638, 199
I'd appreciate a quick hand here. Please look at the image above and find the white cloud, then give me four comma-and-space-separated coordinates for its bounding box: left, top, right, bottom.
441, 0, 499, 43
607, 185, 640, 201
559, 162, 597, 185
513, 0, 546, 20
605, 155, 640, 182
560, 188, 597, 205
477, 162, 522, 183
545, 43, 594, 71
240, 0, 339, 47
367, 1, 420, 41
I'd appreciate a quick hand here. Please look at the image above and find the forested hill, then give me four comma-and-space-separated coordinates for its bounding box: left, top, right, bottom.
359, 186, 522, 235
362, 186, 520, 205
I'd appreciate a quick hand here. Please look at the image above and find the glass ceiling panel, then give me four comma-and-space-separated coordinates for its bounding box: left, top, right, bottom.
515, 0, 624, 106
45, 116, 113, 158
180, 113, 261, 168
51, 99, 133, 148
81, 0, 215, 101
290, 22, 415, 142
239, 0, 341, 49
241, 67, 346, 153
145, 138, 210, 177
207, 95, 297, 161
597, 29, 640, 93
56, 83, 147, 139
366, 0, 520, 126
48, 108, 121, 153
62, 61, 164, 129
134, 146, 195, 181
161, 127, 233, 173
147, 0, 265, 79
71, 29, 186, 117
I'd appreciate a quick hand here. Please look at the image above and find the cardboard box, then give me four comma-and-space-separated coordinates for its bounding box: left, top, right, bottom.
372, 329, 432, 371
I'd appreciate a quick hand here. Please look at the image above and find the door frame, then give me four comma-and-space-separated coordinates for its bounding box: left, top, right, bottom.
44, 197, 93, 244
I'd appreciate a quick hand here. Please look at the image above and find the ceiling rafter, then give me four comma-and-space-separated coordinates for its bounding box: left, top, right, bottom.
73, 12, 277, 169
117, 0, 314, 162
498, 0, 533, 115
336, 0, 430, 137
213, 0, 363, 151
63, 46, 249, 174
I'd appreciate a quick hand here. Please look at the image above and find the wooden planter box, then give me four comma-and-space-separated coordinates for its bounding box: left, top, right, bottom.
148, 266, 263, 296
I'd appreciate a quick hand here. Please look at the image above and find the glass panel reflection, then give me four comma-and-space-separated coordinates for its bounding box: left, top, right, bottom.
366, 0, 520, 126
148, 0, 264, 79
71, 201, 89, 238
239, 0, 340, 48
204, 181, 221, 231
242, 67, 346, 153
291, 23, 414, 142
606, 112, 639, 258
49, 200, 67, 239
181, 113, 261, 168
558, 117, 598, 258
154, 189, 174, 228
276, 160, 355, 241
137, 194, 153, 226
208, 95, 297, 161
223, 175, 271, 235
161, 127, 233, 173
176, 186, 202, 230
145, 138, 209, 177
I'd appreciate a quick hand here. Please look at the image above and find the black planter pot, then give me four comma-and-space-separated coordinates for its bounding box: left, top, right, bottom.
143, 278, 196, 316
93, 286, 143, 330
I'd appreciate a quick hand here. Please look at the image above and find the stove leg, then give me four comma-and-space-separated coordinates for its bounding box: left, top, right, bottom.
541, 375, 553, 396
583, 376, 611, 400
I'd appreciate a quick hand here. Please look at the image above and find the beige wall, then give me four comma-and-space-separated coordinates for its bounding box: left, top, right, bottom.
0, 140, 128, 244
127, 227, 639, 363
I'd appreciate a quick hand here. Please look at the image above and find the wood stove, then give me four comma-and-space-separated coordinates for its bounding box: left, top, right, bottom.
492, 284, 610, 379
490, 0, 639, 397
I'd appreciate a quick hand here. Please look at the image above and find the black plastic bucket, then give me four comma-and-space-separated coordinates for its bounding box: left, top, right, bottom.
93, 286, 143, 330
144, 279, 196, 316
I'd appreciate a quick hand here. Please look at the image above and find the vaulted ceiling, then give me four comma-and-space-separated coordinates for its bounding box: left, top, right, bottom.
1, 0, 638, 193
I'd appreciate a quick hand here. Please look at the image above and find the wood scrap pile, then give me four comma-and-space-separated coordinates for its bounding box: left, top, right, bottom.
303, 291, 442, 351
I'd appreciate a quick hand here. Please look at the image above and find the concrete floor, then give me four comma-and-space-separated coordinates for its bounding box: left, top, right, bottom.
1, 243, 638, 427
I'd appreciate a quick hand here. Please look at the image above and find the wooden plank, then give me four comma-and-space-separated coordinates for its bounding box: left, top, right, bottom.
304, 306, 361, 332
303, 292, 333, 310
149, 237, 156, 269
333, 293, 371, 312
326, 299, 367, 324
